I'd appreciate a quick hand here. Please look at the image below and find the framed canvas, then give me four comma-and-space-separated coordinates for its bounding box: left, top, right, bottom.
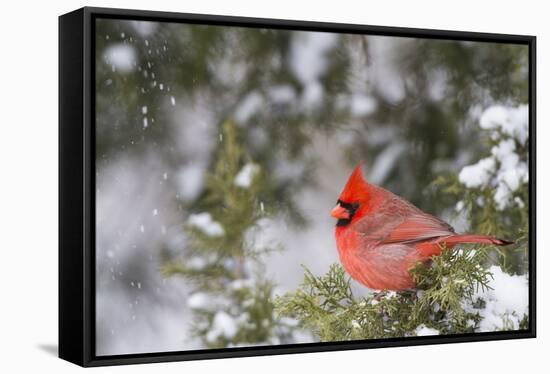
59, 6, 536, 367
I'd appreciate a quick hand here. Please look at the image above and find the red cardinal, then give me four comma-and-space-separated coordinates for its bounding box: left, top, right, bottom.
331, 161, 513, 291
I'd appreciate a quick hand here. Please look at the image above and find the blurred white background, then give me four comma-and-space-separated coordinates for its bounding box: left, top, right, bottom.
0, 0, 547, 373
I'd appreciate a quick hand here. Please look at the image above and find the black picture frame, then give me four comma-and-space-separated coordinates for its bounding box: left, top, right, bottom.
59, 6, 537, 367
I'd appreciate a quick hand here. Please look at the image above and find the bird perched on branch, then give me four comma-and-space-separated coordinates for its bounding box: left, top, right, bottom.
331, 161, 513, 291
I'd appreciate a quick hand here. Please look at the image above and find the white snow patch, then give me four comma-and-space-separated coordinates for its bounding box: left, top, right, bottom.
427, 69, 448, 101
415, 324, 440, 336
234, 163, 259, 188
175, 164, 205, 202
131, 21, 157, 37
473, 266, 529, 332
480, 105, 529, 144
490, 139, 528, 210
291, 329, 316, 343
187, 292, 211, 310
206, 311, 239, 342
458, 157, 495, 188
350, 94, 377, 117
492, 139, 518, 169
103, 44, 136, 73
290, 32, 337, 85
385, 291, 397, 299
302, 82, 323, 108
290, 32, 337, 108
459, 104, 528, 209
268, 85, 296, 104
234, 91, 264, 124
186, 257, 208, 271
279, 317, 300, 327
229, 279, 254, 290
188, 213, 225, 237
514, 197, 525, 208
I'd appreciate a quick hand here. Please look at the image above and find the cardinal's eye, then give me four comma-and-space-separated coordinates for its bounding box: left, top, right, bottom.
347, 202, 359, 215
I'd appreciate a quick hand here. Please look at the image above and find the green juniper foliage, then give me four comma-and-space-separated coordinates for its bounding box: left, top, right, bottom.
433, 176, 528, 276
275, 248, 492, 341
162, 121, 296, 348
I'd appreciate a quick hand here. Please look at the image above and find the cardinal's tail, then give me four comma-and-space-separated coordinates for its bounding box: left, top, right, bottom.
444, 234, 514, 246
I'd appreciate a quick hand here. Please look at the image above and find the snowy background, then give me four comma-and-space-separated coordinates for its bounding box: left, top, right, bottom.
94, 18, 529, 355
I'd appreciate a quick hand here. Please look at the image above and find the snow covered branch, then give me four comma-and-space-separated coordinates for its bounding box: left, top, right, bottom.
275, 249, 528, 341
162, 121, 304, 347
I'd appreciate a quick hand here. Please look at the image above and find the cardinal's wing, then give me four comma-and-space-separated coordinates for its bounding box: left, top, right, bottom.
352, 196, 455, 244
380, 212, 455, 244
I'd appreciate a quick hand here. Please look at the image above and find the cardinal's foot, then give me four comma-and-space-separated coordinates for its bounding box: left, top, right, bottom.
372, 290, 388, 301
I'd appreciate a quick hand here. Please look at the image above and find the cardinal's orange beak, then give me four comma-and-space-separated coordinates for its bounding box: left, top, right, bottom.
331, 204, 349, 220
